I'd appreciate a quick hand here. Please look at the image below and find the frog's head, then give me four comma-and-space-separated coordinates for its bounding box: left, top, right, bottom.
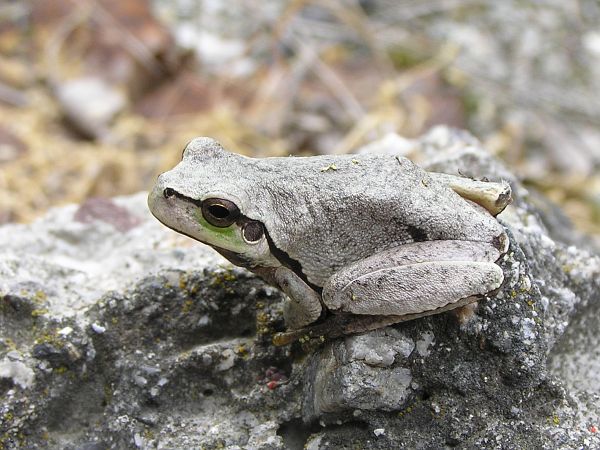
148, 138, 276, 267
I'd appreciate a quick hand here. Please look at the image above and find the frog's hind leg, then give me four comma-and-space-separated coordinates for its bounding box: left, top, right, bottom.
273, 240, 506, 346
272, 295, 478, 346
322, 240, 504, 318
430, 172, 512, 216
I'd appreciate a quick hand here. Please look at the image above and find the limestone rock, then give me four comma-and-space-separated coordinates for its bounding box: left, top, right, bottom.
1, 128, 599, 449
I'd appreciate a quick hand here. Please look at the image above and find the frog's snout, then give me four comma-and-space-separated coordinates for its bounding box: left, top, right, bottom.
147, 175, 166, 214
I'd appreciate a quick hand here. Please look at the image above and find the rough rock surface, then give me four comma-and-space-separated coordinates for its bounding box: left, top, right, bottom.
1, 127, 600, 449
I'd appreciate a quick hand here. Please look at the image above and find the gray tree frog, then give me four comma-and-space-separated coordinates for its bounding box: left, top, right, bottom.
148, 138, 511, 345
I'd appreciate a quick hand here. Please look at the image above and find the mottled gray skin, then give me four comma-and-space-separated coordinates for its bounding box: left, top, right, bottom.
148, 137, 510, 336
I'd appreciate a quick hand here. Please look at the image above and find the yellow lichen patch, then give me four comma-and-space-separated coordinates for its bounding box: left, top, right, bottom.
178, 275, 188, 291
236, 344, 248, 357
320, 164, 338, 172
548, 414, 560, 426
209, 269, 237, 287
397, 405, 414, 418
30, 309, 49, 317
256, 311, 272, 335
2, 338, 16, 350
526, 299, 536, 309
33, 291, 47, 303
298, 335, 310, 344
182, 299, 194, 314
34, 330, 64, 348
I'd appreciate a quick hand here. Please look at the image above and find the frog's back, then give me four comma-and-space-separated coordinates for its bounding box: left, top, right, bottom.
239, 153, 505, 286
173, 141, 505, 287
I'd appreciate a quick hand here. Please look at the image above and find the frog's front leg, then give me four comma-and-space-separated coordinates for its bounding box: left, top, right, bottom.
270, 266, 323, 329
322, 239, 504, 316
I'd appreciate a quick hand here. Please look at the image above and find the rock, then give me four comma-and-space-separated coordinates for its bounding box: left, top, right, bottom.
54, 77, 126, 141
1, 127, 600, 449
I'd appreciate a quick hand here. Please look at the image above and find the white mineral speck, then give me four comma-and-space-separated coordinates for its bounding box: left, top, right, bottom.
416, 332, 435, 357
117, 415, 130, 425
134, 432, 143, 447
0, 359, 35, 389
134, 375, 148, 387
305, 435, 323, 450
230, 303, 244, 315
217, 349, 236, 371
521, 318, 537, 345
583, 31, 600, 55
197, 315, 211, 327
345, 328, 414, 367
91, 323, 106, 334
520, 275, 532, 292
6, 350, 22, 361
58, 326, 73, 336
373, 428, 385, 437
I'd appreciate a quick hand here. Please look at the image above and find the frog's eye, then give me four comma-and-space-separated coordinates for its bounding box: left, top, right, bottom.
242, 221, 264, 243
202, 198, 240, 228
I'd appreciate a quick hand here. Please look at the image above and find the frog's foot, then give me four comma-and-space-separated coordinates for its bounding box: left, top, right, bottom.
451, 301, 479, 325
430, 172, 512, 216
272, 295, 479, 346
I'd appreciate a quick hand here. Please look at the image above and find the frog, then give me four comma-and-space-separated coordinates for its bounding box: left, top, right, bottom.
148, 137, 511, 345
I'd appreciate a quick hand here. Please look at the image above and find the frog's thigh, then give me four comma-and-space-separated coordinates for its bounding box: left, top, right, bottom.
322, 240, 504, 316
273, 266, 322, 329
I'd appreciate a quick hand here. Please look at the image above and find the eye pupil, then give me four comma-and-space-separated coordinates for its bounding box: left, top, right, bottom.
163, 188, 175, 198
202, 198, 239, 227
208, 204, 229, 219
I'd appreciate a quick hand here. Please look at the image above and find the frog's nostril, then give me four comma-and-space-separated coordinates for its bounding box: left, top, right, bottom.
163, 187, 176, 199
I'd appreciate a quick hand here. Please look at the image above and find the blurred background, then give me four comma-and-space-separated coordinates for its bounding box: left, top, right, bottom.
0, 0, 598, 239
